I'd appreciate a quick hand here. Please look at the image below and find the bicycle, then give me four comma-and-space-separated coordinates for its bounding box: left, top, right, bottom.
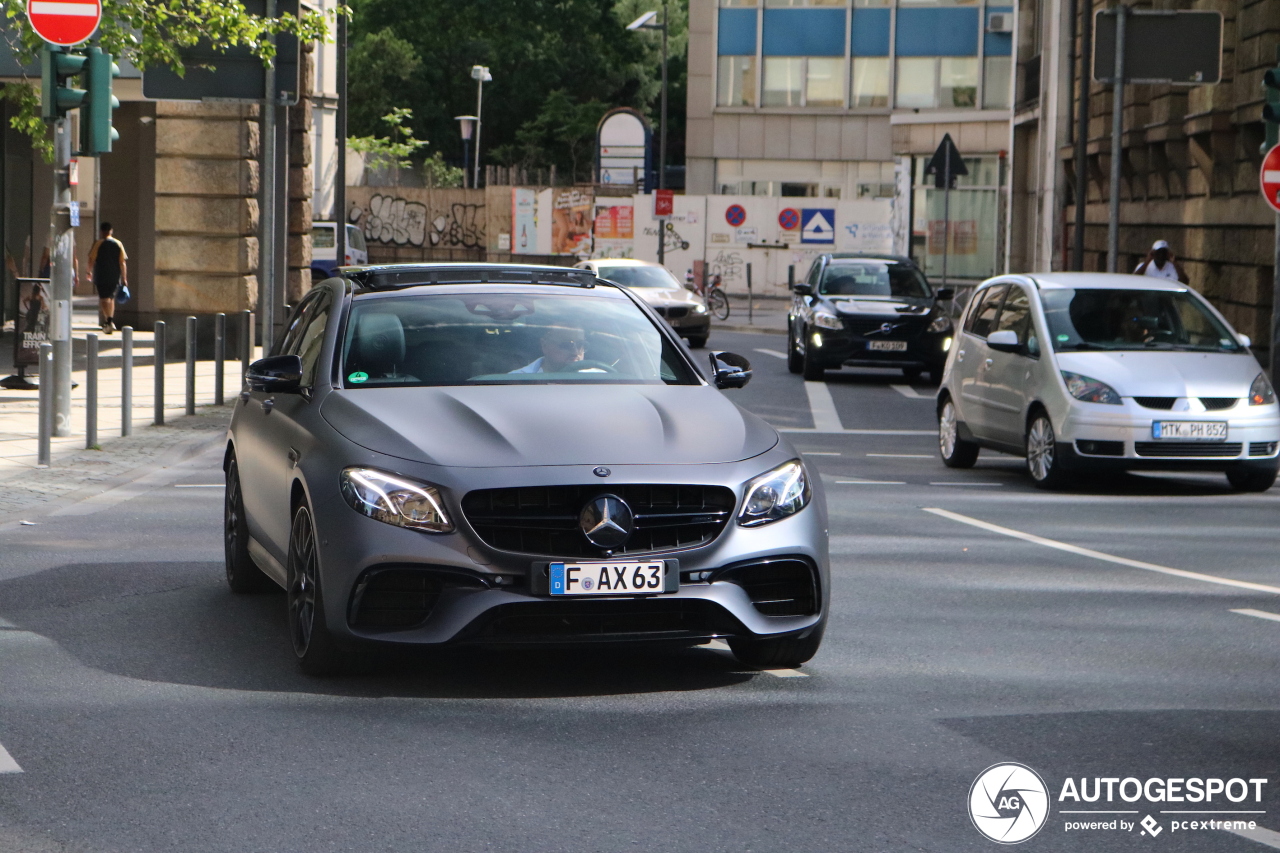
704, 275, 730, 321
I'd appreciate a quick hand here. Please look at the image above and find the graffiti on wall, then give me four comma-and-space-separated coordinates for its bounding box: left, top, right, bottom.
708, 250, 744, 285
350, 193, 485, 249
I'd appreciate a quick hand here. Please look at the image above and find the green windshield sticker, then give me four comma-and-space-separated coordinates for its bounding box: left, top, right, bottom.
348, 371, 369, 384
1056, 334, 1070, 342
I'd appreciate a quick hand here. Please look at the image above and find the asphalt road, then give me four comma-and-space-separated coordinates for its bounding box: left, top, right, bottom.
2, 327, 1280, 852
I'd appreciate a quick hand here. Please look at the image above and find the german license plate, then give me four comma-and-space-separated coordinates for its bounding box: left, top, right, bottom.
550, 560, 668, 595
1152, 421, 1227, 440
868, 340, 907, 351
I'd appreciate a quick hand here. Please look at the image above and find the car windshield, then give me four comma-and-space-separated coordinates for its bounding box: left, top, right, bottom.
340, 291, 700, 387
820, 261, 931, 299
595, 266, 679, 288
1041, 288, 1243, 353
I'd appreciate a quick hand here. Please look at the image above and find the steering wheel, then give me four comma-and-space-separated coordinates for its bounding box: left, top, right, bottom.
565, 359, 618, 373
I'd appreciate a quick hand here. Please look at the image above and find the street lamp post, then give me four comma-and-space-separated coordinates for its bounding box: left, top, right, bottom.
455, 115, 477, 189
470, 65, 492, 189
626, 5, 668, 190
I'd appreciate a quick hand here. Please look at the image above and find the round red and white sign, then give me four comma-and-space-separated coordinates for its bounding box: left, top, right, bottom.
1263, 144, 1280, 214
27, 0, 100, 47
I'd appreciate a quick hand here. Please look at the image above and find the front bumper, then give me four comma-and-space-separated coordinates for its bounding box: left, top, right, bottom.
1059, 402, 1280, 469
808, 327, 949, 370
307, 455, 829, 648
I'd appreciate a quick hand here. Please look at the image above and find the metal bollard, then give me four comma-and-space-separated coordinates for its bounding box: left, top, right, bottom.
85, 333, 98, 449
241, 310, 253, 381
154, 321, 166, 426
121, 327, 133, 437
746, 262, 754, 325
185, 316, 197, 417
788, 265, 795, 291
214, 312, 226, 406
37, 343, 53, 467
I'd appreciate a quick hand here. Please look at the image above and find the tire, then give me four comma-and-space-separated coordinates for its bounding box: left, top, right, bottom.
1025, 411, 1071, 489
287, 503, 347, 676
729, 619, 825, 669
686, 335, 707, 349
928, 367, 944, 386
708, 289, 730, 321
1226, 465, 1277, 492
224, 455, 272, 593
801, 328, 826, 381
938, 398, 979, 468
902, 367, 923, 382
787, 322, 804, 374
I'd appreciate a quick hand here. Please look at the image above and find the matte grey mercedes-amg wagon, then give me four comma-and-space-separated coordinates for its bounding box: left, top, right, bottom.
224, 264, 828, 674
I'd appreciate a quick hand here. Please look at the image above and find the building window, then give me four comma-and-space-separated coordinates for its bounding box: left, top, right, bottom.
718, 56, 757, 106
894, 56, 977, 108
806, 57, 844, 106
763, 57, 842, 107
765, 0, 844, 5
983, 56, 1011, 109
851, 57, 889, 107
720, 0, 758, 6
854, 0, 891, 6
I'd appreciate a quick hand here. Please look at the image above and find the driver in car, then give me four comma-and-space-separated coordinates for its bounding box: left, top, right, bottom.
511, 326, 590, 373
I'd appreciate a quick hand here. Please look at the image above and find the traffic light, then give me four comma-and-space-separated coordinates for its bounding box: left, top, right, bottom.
80, 47, 120, 154
40, 47, 85, 121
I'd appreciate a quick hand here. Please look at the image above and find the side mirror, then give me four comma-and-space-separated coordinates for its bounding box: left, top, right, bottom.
709, 351, 752, 390
1238, 333, 1252, 348
985, 329, 1021, 353
792, 281, 813, 296
934, 287, 955, 301
247, 354, 304, 393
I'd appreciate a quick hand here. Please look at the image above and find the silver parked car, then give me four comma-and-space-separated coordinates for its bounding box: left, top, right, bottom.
575, 259, 711, 347
937, 273, 1280, 490
225, 264, 827, 674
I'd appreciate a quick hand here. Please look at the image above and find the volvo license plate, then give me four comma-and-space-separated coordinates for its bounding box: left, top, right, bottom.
549, 560, 672, 595
1152, 421, 1227, 440
868, 340, 907, 351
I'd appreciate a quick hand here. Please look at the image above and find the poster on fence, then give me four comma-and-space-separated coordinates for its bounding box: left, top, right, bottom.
512, 188, 536, 254
551, 188, 594, 256
13, 278, 50, 368
591, 201, 634, 259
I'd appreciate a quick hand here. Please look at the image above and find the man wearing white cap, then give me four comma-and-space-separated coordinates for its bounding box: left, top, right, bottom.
1134, 239, 1189, 283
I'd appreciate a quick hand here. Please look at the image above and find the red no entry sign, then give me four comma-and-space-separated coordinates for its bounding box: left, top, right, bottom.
1263, 144, 1280, 214
778, 208, 800, 230
27, 0, 100, 47
725, 204, 746, 227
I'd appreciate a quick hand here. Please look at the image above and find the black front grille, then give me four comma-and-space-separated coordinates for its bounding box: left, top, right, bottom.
1200, 398, 1238, 411
1134, 441, 1243, 458
348, 568, 484, 631
1134, 397, 1177, 410
719, 559, 818, 617
1075, 439, 1124, 457
666, 306, 689, 319
460, 599, 739, 643
841, 316, 929, 338
1250, 442, 1278, 457
461, 484, 737, 558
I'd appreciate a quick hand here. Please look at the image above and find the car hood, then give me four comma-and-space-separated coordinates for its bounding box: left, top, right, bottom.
631, 287, 705, 307
1054, 350, 1262, 397
320, 385, 778, 467
828, 297, 927, 316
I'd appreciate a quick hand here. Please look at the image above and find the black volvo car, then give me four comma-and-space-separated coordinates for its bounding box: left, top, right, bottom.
787, 254, 954, 383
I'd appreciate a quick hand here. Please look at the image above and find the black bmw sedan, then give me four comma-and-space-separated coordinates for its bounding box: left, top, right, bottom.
787, 253, 954, 383
225, 264, 828, 674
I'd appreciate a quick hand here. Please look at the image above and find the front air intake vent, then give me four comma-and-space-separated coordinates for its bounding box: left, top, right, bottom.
1134, 397, 1177, 410
1200, 398, 1238, 411
1134, 442, 1242, 458
718, 558, 819, 617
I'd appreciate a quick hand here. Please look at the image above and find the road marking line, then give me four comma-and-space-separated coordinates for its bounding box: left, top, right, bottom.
837, 479, 906, 485
780, 428, 935, 436
0, 742, 22, 774
929, 481, 1003, 487
924, 507, 1280, 596
868, 453, 932, 458
174, 484, 223, 488
753, 348, 788, 360
890, 384, 932, 399
698, 639, 809, 677
1228, 825, 1280, 849
803, 381, 844, 432
1231, 609, 1280, 623
801, 451, 841, 456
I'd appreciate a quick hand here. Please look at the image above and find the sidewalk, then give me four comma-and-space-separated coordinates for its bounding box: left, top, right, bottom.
0, 300, 250, 518
711, 293, 789, 336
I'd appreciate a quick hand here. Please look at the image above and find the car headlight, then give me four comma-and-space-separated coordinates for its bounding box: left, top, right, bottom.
1250, 372, 1275, 406
691, 302, 708, 314
1061, 371, 1122, 405
340, 467, 453, 533
928, 314, 952, 333
738, 460, 811, 527
813, 311, 843, 330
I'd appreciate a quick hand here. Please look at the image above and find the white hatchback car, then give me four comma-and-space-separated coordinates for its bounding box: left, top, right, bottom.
937, 273, 1280, 490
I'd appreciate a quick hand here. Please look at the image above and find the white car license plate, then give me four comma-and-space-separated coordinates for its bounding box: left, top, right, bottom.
1152, 421, 1227, 441
868, 340, 908, 352
550, 560, 667, 595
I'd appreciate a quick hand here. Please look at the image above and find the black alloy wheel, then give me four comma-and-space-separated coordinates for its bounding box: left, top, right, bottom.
224, 455, 271, 593
287, 503, 345, 675
687, 336, 708, 349
787, 322, 803, 374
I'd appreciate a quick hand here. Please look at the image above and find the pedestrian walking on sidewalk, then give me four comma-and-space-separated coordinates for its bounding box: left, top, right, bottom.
88, 223, 128, 334
1134, 239, 1189, 283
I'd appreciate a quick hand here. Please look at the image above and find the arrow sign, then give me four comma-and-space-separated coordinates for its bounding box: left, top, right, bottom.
27, 0, 101, 47
1262, 144, 1280, 213
801, 208, 835, 244
925, 133, 968, 189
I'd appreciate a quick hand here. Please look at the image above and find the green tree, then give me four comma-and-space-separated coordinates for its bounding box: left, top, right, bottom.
0, 0, 334, 158
347, 26, 420, 143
